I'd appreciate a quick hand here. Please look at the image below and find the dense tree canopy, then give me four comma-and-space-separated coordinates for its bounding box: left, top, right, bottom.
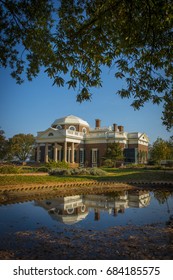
0, 129, 8, 160
1, 0, 173, 130
104, 142, 124, 166
150, 137, 173, 164
9, 133, 35, 162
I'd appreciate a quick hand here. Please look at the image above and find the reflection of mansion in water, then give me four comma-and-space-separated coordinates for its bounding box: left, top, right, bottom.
37, 196, 88, 225
36, 191, 151, 225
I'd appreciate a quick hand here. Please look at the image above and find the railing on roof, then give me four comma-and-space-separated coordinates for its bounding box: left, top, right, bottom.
85, 131, 127, 139
66, 129, 84, 137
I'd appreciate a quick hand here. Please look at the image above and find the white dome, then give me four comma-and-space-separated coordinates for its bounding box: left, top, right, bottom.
51, 115, 89, 127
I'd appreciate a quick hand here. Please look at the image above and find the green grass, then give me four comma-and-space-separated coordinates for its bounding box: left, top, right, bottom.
99, 168, 173, 181
0, 168, 172, 186
0, 175, 90, 186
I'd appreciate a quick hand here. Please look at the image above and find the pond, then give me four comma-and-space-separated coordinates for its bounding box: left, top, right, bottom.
0, 188, 173, 259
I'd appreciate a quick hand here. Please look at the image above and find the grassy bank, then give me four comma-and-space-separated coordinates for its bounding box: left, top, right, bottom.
0, 174, 90, 186
0, 168, 172, 186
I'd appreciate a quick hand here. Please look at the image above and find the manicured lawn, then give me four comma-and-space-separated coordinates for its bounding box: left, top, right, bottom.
0, 168, 172, 186
0, 174, 91, 186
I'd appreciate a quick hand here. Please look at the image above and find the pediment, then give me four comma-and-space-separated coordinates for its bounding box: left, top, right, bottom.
36, 127, 64, 139
139, 133, 149, 142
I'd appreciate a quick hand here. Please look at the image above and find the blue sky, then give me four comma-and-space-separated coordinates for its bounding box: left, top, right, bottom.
0, 66, 172, 144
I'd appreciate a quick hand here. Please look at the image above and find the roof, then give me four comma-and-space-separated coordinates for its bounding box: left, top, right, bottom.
51, 115, 90, 127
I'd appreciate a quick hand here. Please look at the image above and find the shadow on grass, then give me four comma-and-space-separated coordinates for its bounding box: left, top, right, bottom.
71, 169, 173, 182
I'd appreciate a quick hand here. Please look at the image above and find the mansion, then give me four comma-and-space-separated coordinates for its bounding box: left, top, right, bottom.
35, 115, 149, 167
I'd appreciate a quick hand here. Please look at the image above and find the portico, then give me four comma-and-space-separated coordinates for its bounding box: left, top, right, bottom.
36, 141, 76, 164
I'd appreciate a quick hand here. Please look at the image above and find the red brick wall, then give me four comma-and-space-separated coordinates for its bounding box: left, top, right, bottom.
138, 144, 148, 152
128, 144, 138, 149
85, 143, 107, 166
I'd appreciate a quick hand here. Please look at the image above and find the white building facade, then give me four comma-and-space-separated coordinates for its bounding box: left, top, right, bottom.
35, 115, 149, 166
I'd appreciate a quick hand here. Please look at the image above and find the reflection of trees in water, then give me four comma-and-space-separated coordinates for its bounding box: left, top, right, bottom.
153, 191, 173, 225
153, 190, 173, 205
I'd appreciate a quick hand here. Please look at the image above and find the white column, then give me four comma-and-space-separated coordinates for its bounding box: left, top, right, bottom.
54, 143, 58, 162
36, 144, 40, 162
68, 148, 71, 163
71, 142, 74, 163
59, 147, 62, 161
45, 143, 49, 163
63, 141, 67, 162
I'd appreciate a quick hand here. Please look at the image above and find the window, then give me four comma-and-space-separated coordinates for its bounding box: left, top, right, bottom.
69, 126, 76, 131
48, 132, 54, 136
80, 148, 84, 163
57, 125, 62, 130
92, 149, 98, 163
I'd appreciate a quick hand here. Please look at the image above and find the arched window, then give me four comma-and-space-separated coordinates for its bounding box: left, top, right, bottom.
69, 126, 76, 131
57, 125, 62, 130
48, 132, 54, 136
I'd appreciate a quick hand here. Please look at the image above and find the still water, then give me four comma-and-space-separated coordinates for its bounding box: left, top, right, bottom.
0, 189, 173, 237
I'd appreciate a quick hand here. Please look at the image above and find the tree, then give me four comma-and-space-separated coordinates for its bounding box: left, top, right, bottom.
104, 142, 124, 166
153, 190, 172, 210
0, 129, 8, 160
1, 0, 173, 130
150, 137, 173, 164
137, 150, 148, 164
167, 137, 173, 159
9, 133, 35, 162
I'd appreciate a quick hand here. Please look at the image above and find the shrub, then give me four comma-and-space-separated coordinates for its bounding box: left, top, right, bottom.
0, 165, 22, 174
36, 166, 49, 173
89, 168, 107, 176
49, 167, 107, 176
49, 168, 69, 176
125, 163, 146, 168
103, 159, 114, 167
20, 166, 37, 173
64, 169, 73, 176
72, 168, 90, 175
46, 160, 69, 169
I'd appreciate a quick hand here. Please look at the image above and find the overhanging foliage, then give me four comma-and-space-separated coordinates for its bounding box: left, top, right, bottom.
1, 0, 173, 130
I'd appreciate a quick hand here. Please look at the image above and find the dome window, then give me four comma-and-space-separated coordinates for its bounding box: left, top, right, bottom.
48, 132, 54, 136
69, 126, 76, 131
57, 125, 62, 130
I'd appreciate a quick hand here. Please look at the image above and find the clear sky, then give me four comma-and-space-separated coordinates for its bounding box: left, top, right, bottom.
0, 65, 172, 144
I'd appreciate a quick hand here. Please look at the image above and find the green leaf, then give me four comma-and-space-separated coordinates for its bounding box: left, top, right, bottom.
52, 76, 64, 87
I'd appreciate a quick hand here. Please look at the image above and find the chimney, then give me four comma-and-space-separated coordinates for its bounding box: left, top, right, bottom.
95, 119, 101, 129
113, 123, 118, 132
118, 125, 124, 132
